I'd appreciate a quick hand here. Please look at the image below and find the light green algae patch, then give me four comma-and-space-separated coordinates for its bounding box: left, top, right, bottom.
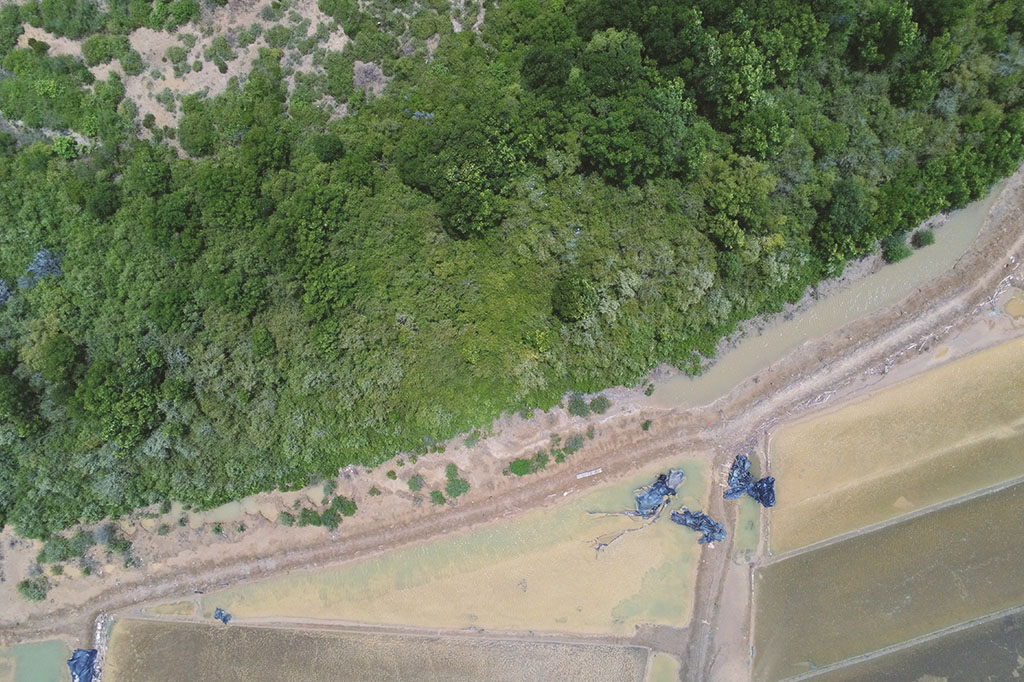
201, 458, 710, 635
646, 652, 680, 682
0, 640, 69, 682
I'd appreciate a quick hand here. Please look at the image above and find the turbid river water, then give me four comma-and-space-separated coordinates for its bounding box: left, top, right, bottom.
653, 183, 1004, 408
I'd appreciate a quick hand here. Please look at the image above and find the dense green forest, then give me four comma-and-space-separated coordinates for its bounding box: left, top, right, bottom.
0, 0, 1023, 538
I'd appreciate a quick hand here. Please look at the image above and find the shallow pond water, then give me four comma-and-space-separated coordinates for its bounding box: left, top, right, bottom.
753, 481, 1024, 682
800, 607, 1024, 682
200, 459, 711, 635
769, 336, 1024, 554
652, 182, 1004, 409
102, 620, 649, 682
0, 640, 69, 682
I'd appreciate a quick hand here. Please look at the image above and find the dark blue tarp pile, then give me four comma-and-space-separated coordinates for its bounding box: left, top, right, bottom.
214, 608, 232, 624
67, 649, 97, 682
634, 470, 684, 517
724, 455, 776, 507
671, 509, 727, 544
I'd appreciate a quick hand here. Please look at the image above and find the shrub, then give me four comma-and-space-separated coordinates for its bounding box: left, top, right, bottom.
265, 25, 293, 48
166, 45, 188, 64
157, 524, 170, 535
430, 490, 445, 505
644, 383, 655, 396
567, 392, 590, 417
912, 229, 935, 248
82, 34, 130, 66
642, 419, 652, 431
297, 508, 322, 526
445, 463, 469, 499
212, 523, 223, 534
881, 233, 912, 263
17, 574, 50, 601
552, 275, 597, 322
368, 486, 381, 496
564, 434, 585, 454
278, 511, 295, 526
330, 495, 357, 517
588, 394, 611, 414
508, 458, 532, 476
386, 469, 397, 480
120, 49, 145, 76
407, 474, 424, 492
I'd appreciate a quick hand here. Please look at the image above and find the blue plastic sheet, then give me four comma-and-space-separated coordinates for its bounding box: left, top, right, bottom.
214, 608, 232, 624
724, 455, 776, 507
671, 508, 727, 544
67, 649, 97, 682
634, 470, 685, 517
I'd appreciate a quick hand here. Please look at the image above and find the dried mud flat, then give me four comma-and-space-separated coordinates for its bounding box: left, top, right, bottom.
3, 166, 1024, 682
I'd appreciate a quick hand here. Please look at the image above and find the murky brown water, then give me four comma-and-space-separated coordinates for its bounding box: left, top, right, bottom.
802, 608, 1024, 682
199, 459, 710, 635
769, 336, 1024, 554
102, 620, 649, 682
753, 481, 1024, 682
653, 183, 1004, 409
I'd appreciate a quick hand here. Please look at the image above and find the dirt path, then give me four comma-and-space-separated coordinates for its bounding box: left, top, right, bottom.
2, 168, 1024, 682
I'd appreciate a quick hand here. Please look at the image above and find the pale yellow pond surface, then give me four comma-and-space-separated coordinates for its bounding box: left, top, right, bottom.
102, 620, 649, 682
201, 459, 710, 635
646, 652, 680, 682
753, 481, 1024, 682
769, 336, 1024, 554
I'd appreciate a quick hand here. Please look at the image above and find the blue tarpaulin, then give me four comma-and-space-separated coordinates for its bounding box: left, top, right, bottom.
724, 455, 776, 507
634, 470, 685, 517
214, 608, 232, 624
67, 649, 96, 682
671, 508, 727, 544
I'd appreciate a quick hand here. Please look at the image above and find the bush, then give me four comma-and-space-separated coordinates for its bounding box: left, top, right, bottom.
642, 419, 652, 431
430, 490, 445, 505
444, 463, 469, 499
368, 486, 381, 496
166, 45, 188, 64
881, 233, 912, 263
508, 458, 532, 476
912, 229, 935, 248
17, 574, 50, 601
297, 508, 322, 526
564, 434, 585, 454
567, 392, 590, 417
386, 469, 397, 479
588, 394, 611, 414
278, 511, 295, 526
552, 275, 597, 322
407, 474, 424, 492
82, 34, 130, 66
330, 495, 357, 517
120, 49, 145, 76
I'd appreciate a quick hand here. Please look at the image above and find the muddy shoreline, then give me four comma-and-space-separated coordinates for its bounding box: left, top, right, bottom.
3, 166, 1024, 682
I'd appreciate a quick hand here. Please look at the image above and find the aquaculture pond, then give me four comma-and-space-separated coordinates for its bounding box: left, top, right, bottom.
0, 640, 69, 682
102, 620, 650, 682
200, 459, 711, 635
800, 607, 1024, 682
769, 336, 1024, 554
753, 481, 1024, 682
